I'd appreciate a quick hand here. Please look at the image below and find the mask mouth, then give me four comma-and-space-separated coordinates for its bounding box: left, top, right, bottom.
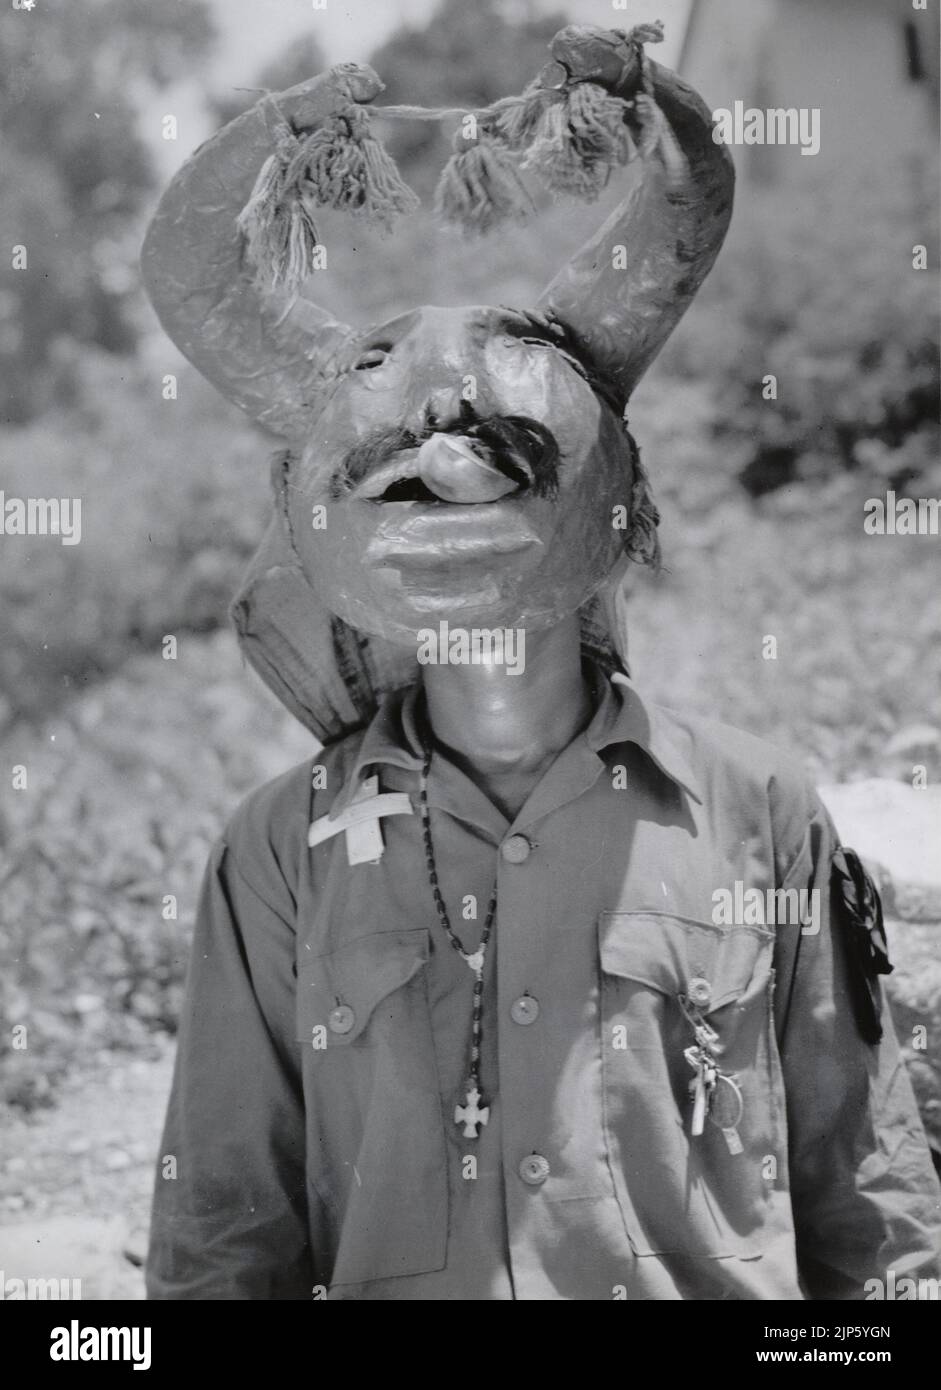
354, 435, 532, 505
341, 415, 560, 506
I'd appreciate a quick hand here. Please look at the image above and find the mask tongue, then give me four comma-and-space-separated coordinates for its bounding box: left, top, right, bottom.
415, 435, 520, 504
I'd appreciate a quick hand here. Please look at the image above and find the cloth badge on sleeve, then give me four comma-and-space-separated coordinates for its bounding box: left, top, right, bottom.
831, 845, 893, 1044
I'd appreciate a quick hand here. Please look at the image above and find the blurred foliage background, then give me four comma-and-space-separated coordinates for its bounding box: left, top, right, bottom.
1, 0, 939, 1110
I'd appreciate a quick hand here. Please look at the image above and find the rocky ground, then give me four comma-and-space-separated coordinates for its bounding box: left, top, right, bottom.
0, 1046, 174, 1300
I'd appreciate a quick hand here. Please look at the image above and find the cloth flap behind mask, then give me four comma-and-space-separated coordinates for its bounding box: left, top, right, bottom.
231, 505, 416, 745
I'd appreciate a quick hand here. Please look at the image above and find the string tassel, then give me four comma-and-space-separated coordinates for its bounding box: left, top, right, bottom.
237, 153, 322, 293
238, 105, 418, 293
522, 82, 634, 200
300, 110, 419, 224
490, 84, 556, 151
434, 133, 534, 235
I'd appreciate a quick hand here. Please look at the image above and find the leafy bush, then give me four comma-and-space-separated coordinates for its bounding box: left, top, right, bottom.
0, 349, 272, 724
0, 635, 313, 1111
0, 0, 215, 422
658, 164, 940, 498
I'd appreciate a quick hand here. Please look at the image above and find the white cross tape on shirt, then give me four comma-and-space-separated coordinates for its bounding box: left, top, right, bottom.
308, 776, 413, 866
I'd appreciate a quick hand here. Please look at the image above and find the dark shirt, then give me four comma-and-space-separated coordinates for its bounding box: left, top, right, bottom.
146, 670, 941, 1299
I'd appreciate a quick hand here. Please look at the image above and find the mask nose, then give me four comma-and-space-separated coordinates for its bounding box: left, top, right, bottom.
424, 385, 464, 431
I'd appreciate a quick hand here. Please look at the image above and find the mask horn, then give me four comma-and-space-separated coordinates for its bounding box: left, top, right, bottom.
535, 26, 734, 410
139, 66, 381, 436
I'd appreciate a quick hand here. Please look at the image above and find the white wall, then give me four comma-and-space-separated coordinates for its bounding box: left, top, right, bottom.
681, 0, 938, 191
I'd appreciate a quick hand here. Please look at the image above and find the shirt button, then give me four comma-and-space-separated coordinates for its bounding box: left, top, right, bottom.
501, 834, 532, 864
510, 995, 540, 1026
328, 1004, 355, 1034
518, 1154, 550, 1186
687, 977, 712, 1009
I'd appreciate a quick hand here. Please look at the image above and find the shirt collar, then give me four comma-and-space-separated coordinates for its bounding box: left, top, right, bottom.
328, 662, 702, 820
327, 689, 423, 819
596, 673, 702, 803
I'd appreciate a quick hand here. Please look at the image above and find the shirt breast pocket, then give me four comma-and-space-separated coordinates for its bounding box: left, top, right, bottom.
295, 928, 450, 1287
298, 927, 432, 1050
599, 911, 785, 1261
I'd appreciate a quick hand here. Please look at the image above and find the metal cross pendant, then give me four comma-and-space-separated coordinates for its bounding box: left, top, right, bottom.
454, 1086, 490, 1138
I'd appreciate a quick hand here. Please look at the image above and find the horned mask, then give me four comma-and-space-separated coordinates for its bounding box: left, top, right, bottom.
141, 23, 734, 743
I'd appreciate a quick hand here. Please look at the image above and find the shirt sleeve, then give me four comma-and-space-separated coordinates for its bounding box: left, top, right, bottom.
772, 796, 941, 1299
145, 837, 312, 1300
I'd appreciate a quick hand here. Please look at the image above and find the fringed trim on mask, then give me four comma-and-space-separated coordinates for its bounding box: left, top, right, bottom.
238, 23, 670, 285
623, 429, 661, 571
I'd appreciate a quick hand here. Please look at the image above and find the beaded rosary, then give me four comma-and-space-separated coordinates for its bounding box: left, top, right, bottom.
418, 740, 497, 1139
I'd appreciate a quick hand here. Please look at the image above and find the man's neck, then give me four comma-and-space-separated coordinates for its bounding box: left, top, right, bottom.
419, 615, 595, 821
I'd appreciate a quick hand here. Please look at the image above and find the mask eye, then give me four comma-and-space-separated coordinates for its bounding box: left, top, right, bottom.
354, 347, 390, 371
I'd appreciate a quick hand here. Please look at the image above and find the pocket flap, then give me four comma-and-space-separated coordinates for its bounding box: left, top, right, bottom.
298, 928, 431, 1045
599, 911, 771, 1012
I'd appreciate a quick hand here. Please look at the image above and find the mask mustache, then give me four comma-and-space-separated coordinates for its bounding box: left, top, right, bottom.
332, 410, 560, 502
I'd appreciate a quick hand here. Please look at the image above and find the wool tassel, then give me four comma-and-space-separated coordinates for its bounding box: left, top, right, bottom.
299, 108, 419, 225
522, 81, 634, 200
237, 152, 322, 293
237, 103, 418, 292
490, 83, 557, 152
434, 130, 534, 235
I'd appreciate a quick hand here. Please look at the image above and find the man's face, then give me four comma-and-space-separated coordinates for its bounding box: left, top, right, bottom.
286, 305, 631, 646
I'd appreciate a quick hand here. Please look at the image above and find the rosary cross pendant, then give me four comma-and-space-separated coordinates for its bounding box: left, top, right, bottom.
455, 1086, 489, 1138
